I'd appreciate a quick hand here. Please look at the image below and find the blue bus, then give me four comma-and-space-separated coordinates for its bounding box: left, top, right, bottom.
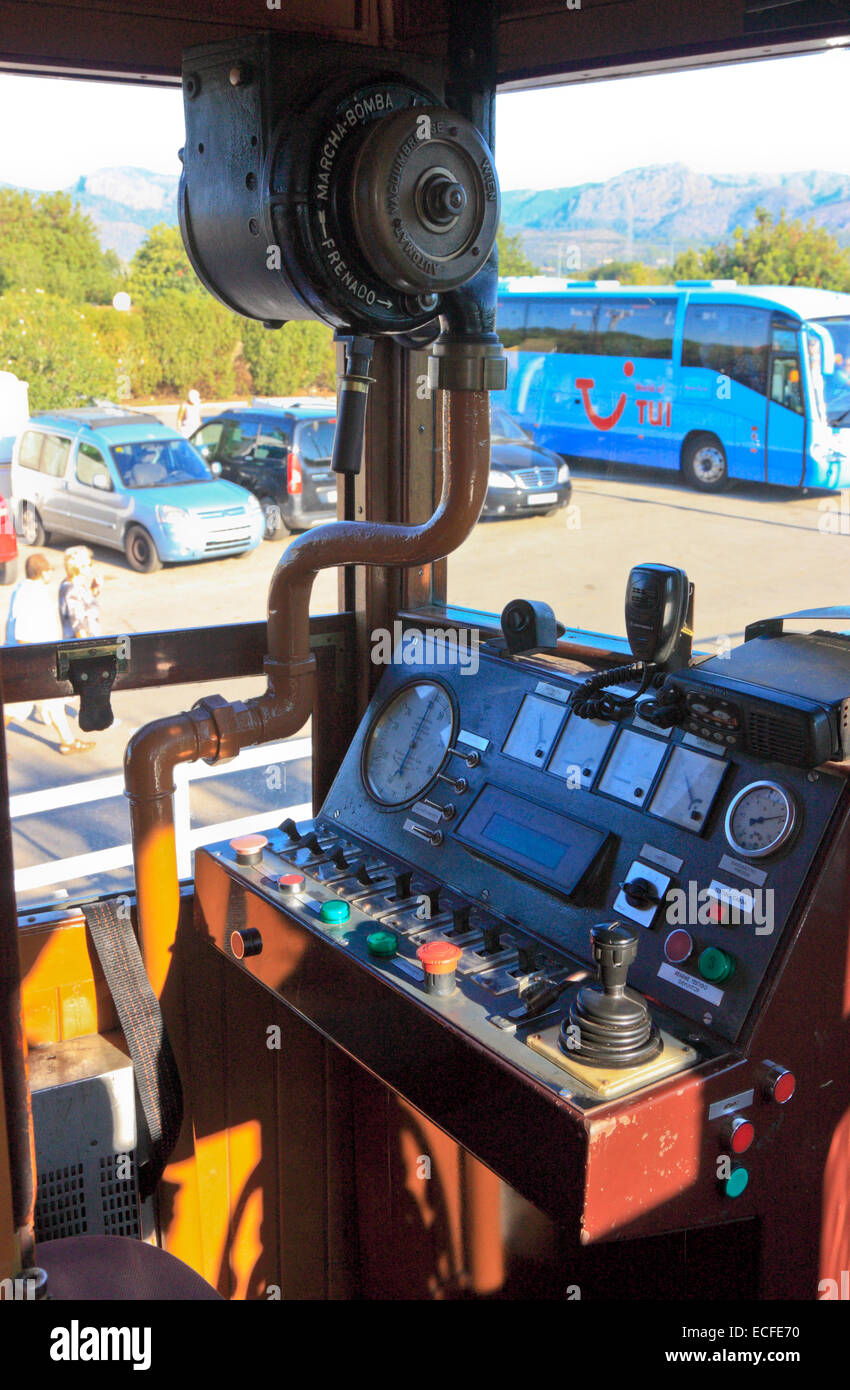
495, 278, 850, 490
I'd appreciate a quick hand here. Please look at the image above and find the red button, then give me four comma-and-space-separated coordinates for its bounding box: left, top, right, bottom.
278, 873, 304, 892
230, 833, 268, 864
727, 1116, 755, 1154
773, 1071, 796, 1104
664, 929, 693, 964
416, 941, 462, 975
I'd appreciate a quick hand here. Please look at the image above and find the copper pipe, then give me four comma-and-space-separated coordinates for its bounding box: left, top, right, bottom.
125, 390, 491, 989
267, 392, 491, 665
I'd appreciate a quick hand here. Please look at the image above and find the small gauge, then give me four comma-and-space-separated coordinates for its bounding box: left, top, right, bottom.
362, 680, 455, 806
724, 781, 797, 859
548, 712, 615, 787
597, 729, 666, 806
502, 694, 566, 767
648, 745, 727, 831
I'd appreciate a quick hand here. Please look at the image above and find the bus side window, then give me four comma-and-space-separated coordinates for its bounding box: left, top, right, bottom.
597, 299, 675, 358
541, 299, 602, 354
682, 304, 770, 393
497, 297, 529, 349
771, 357, 804, 414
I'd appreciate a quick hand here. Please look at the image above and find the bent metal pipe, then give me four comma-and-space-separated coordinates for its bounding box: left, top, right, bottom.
124, 390, 491, 996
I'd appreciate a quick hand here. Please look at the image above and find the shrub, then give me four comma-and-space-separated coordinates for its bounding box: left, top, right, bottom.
0, 290, 116, 410
241, 319, 337, 396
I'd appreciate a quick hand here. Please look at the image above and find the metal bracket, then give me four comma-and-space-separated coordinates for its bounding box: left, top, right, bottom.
310, 629, 348, 692
56, 637, 131, 731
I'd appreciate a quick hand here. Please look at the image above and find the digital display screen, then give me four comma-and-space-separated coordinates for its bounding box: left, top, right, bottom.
482, 813, 565, 868
454, 783, 607, 897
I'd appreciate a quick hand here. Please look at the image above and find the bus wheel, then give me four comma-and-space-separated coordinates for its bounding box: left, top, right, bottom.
682, 435, 729, 492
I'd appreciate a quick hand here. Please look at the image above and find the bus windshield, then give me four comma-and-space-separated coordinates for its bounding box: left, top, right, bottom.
813, 317, 850, 423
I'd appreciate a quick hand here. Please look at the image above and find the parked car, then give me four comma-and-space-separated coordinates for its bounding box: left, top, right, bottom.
0, 497, 18, 584
11, 409, 264, 572
191, 402, 338, 540
484, 404, 572, 518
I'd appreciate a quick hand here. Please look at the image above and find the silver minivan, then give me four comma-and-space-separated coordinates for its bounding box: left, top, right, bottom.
11, 408, 264, 572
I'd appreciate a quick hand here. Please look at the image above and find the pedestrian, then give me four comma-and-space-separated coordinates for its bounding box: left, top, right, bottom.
3, 553, 94, 755
59, 546, 101, 639
177, 388, 202, 437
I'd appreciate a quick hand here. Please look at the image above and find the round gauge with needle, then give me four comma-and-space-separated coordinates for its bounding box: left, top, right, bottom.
724, 781, 797, 858
362, 680, 456, 806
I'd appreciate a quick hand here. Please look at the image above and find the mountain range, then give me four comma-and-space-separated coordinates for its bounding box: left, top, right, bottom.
502, 163, 850, 271
8, 161, 850, 269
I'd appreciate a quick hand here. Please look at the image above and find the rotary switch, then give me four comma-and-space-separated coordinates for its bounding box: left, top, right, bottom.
621, 876, 662, 911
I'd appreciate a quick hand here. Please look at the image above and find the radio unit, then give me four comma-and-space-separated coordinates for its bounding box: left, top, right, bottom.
663, 622, 850, 769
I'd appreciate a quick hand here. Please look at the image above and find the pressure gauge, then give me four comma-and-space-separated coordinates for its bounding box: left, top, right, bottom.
724, 781, 797, 859
362, 680, 455, 806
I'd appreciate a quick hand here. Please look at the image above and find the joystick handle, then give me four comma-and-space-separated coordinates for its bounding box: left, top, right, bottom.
590, 923, 638, 996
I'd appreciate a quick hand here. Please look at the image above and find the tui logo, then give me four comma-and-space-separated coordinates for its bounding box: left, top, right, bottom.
576, 361, 634, 430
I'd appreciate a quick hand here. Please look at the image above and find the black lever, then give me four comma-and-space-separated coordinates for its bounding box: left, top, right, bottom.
559, 923, 662, 1068
331, 333, 375, 476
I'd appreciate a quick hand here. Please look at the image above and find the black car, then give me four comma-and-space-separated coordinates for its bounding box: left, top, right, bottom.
191, 402, 338, 539
483, 404, 572, 518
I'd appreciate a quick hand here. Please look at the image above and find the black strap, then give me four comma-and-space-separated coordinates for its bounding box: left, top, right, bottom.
82, 899, 183, 1199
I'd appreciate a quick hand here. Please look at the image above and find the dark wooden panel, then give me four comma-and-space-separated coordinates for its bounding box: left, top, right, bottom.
1, 0, 375, 80
0, 713, 34, 1262
402, 0, 850, 84
312, 625, 360, 810
4, 0, 850, 85
0, 612, 354, 705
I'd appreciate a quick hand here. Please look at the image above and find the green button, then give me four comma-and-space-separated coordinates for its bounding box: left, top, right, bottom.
723, 1166, 749, 1199
698, 946, 735, 983
320, 900, 351, 927
366, 929, 398, 958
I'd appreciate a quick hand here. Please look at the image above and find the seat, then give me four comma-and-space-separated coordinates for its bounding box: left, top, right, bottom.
37, 1234, 223, 1300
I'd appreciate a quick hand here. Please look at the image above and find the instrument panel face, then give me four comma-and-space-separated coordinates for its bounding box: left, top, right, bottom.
502, 694, 566, 767
597, 729, 666, 807
648, 745, 729, 832
324, 649, 845, 1043
362, 678, 455, 806
725, 781, 797, 858
548, 713, 615, 788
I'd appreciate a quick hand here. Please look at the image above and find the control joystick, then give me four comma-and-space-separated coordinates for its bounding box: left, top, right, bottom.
559, 923, 662, 1069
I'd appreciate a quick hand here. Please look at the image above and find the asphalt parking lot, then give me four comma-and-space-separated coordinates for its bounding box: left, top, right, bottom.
4, 459, 847, 909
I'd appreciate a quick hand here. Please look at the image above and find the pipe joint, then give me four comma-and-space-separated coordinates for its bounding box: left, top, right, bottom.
191, 694, 249, 765
263, 652, 316, 690
427, 337, 506, 392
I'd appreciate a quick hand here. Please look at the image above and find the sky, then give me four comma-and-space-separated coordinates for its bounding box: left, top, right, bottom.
0, 45, 849, 193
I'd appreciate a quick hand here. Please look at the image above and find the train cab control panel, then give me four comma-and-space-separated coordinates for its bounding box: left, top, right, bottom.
194, 619, 850, 1245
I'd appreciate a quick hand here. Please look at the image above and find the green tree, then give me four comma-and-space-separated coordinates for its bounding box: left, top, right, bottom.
585, 259, 668, 285
128, 224, 205, 302
0, 189, 121, 304
241, 319, 337, 396
496, 226, 538, 276
88, 305, 161, 399
672, 207, 850, 291
0, 291, 116, 410
140, 291, 240, 397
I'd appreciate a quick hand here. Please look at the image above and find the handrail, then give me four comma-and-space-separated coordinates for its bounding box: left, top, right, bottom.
11, 737, 311, 896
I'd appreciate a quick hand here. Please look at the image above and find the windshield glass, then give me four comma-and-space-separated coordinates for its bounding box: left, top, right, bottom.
297, 419, 336, 462
813, 317, 850, 422
490, 405, 529, 442
110, 437, 213, 488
